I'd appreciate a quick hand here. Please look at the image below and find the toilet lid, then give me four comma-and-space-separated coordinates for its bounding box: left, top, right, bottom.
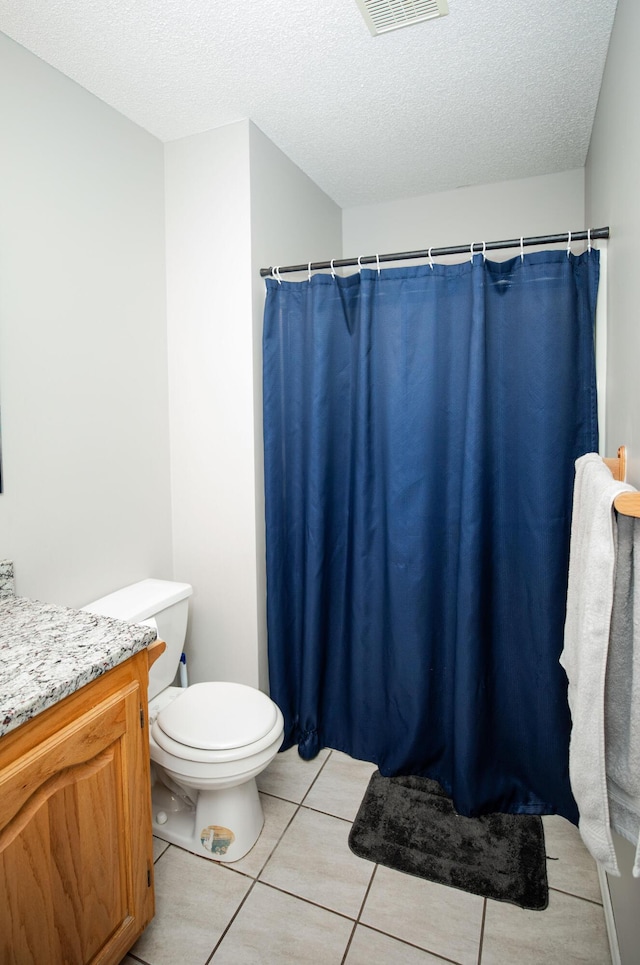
155, 681, 279, 751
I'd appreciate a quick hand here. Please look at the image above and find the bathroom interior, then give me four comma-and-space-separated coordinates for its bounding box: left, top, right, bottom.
1, 0, 639, 962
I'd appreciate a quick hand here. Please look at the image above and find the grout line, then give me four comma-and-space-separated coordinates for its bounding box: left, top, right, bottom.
204, 877, 258, 963
353, 923, 467, 965
255, 878, 360, 924
257, 747, 333, 809
548, 885, 603, 906
253, 799, 304, 880
299, 747, 334, 805
298, 802, 356, 825
340, 862, 379, 965
214, 860, 257, 882
355, 861, 377, 921
340, 921, 359, 965
259, 789, 298, 803
477, 898, 487, 965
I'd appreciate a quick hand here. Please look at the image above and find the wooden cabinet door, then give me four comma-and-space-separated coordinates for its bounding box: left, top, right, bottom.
0, 654, 154, 965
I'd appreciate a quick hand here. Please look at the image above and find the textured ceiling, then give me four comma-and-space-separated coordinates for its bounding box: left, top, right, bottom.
0, 0, 618, 208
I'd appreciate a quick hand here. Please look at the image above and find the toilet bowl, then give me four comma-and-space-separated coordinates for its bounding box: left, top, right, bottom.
148, 681, 284, 859
83, 579, 284, 862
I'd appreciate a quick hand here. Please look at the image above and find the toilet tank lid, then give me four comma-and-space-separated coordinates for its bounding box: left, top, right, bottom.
82, 579, 193, 622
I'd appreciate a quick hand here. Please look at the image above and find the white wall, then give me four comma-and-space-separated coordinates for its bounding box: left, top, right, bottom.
343, 169, 585, 260
249, 122, 342, 689
0, 32, 173, 606
585, 0, 640, 959
165, 121, 257, 687
165, 119, 341, 691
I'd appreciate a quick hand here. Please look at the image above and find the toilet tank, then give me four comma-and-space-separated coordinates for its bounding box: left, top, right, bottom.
82, 579, 193, 700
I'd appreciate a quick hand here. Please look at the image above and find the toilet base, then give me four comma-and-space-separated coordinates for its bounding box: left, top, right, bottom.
151, 775, 264, 863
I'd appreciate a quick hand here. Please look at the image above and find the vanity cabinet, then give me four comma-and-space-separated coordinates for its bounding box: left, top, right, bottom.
0, 645, 159, 965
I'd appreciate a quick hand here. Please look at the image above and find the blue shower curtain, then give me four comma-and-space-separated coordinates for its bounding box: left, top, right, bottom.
263, 249, 599, 821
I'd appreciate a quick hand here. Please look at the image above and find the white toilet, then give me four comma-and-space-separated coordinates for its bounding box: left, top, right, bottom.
83, 579, 284, 862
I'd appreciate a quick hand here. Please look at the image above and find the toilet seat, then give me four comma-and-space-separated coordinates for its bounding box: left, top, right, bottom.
152, 681, 284, 764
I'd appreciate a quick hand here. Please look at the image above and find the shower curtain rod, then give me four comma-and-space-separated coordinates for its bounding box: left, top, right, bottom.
260, 227, 610, 277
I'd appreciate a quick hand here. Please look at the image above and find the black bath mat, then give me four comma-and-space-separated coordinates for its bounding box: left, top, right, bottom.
348, 771, 548, 910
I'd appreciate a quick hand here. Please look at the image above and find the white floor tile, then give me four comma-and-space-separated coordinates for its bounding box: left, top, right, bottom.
131, 845, 251, 965
303, 750, 377, 821
257, 745, 331, 803
212, 882, 353, 964
360, 864, 483, 965
542, 815, 603, 904
133, 755, 618, 965
481, 888, 611, 965
345, 925, 449, 964
260, 806, 374, 918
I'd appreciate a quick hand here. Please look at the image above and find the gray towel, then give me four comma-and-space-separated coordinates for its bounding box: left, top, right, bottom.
606, 514, 640, 877
561, 453, 633, 875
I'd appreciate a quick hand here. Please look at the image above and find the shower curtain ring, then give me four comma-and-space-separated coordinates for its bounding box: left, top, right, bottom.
330, 259, 336, 279
308, 262, 312, 283
273, 266, 282, 284
357, 255, 363, 274
567, 231, 572, 257
428, 247, 434, 270
587, 229, 592, 252
520, 237, 524, 263
375, 254, 380, 275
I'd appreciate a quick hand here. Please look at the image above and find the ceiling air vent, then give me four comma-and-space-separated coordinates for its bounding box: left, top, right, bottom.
355, 0, 449, 36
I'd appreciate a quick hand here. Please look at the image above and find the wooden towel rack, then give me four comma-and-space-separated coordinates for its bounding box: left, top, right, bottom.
604, 445, 640, 517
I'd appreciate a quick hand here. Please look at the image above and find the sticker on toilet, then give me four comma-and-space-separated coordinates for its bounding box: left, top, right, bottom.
200, 824, 235, 856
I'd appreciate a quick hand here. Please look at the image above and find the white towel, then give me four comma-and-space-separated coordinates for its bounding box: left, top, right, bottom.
606, 514, 640, 876
560, 453, 633, 875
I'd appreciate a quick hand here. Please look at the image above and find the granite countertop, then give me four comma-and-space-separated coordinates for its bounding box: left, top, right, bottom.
0, 563, 156, 737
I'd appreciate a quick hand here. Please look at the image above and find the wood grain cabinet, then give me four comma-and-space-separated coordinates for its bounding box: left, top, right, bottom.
0, 646, 158, 965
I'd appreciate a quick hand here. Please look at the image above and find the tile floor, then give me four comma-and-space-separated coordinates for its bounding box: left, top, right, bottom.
122, 748, 612, 965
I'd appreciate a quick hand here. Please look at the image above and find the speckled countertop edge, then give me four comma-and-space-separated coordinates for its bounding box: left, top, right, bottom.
0, 560, 15, 601
0, 593, 156, 737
